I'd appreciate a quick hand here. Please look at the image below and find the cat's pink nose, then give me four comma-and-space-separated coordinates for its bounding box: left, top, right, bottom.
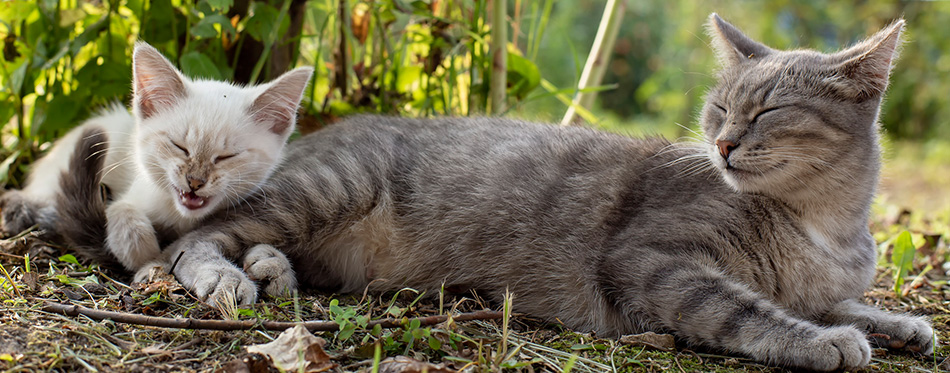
716, 139, 737, 160
187, 176, 206, 191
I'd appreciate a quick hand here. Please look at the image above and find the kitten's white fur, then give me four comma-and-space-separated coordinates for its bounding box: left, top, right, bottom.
12, 42, 312, 274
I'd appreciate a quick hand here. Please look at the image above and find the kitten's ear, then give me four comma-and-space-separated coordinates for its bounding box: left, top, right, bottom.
132, 42, 187, 120
249, 67, 314, 135
829, 20, 905, 99
707, 13, 772, 67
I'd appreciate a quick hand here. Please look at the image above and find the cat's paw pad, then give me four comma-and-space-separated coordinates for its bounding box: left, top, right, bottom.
804, 326, 871, 371
867, 315, 935, 354
243, 244, 296, 298
190, 264, 258, 306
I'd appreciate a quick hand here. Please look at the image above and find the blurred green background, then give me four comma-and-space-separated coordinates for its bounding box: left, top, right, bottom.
0, 0, 947, 212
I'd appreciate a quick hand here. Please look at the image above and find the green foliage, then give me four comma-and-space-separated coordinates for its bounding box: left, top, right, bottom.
0, 0, 564, 187
890, 231, 917, 296
526, 0, 950, 140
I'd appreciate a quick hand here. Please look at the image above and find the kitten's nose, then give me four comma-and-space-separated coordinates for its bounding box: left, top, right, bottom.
187, 176, 206, 191
716, 139, 738, 160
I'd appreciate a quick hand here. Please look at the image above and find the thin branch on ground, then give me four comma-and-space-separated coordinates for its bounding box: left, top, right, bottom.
40, 300, 504, 332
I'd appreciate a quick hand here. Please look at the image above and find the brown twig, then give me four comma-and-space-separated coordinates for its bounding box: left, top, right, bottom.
40, 300, 503, 332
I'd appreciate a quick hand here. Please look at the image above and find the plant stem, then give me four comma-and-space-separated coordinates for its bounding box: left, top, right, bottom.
560, 0, 625, 126
489, 0, 507, 115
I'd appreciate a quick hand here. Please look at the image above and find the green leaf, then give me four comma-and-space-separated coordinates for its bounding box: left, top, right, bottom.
58, 254, 80, 265
427, 336, 441, 350
507, 53, 541, 99
140, 0, 185, 44
244, 2, 287, 42
190, 15, 236, 39
68, 15, 109, 56
0, 150, 22, 187
179, 52, 222, 80
205, 0, 233, 12
39, 93, 82, 134
891, 231, 916, 295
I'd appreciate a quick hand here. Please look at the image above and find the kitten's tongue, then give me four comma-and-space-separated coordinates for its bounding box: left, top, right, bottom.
179, 191, 207, 210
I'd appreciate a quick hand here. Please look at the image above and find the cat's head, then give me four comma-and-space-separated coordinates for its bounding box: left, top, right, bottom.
700, 14, 903, 201
131, 42, 313, 219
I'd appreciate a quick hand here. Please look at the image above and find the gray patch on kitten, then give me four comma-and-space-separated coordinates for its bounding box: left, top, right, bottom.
134, 14, 933, 371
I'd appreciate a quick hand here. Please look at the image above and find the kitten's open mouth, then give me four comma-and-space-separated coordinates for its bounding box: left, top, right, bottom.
178, 190, 209, 210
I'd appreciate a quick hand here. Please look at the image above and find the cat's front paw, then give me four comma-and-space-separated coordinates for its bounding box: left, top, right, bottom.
189, 263, 258, 306
866, 315, 935, 354
243, 244, 297, 298
795, 326, 870, 371
132, 260, 170, 284
0, 191, 50, 235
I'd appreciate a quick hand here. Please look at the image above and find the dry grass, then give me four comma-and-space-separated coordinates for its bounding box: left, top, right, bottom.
0, 208, 947, 372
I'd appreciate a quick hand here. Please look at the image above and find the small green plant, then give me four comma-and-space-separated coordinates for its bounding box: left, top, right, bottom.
328, 298, 368, 341
890, 230, 917, 296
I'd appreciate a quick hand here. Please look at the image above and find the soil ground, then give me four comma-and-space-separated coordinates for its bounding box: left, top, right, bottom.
0, 159, 948, 372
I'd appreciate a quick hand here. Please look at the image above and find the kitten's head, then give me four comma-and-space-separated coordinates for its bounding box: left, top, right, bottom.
131, 42, 313, 219
700, 14, 903, 201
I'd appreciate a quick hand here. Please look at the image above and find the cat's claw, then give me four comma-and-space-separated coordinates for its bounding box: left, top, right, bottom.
866, 315, 935, 354
191, 263, 258, 306
243, 244, 297, 297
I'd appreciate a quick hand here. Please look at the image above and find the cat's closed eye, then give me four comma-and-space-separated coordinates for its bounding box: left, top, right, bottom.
751, 107, 781, 124
714, 104, 728, 114
171, 141, 190, 156
214, 154, 238, 164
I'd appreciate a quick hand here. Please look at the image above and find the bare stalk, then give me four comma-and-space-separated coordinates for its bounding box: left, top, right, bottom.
489, 0, 508, 114
560, 0, 626, 126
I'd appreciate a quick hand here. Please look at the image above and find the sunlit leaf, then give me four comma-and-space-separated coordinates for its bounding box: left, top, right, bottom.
179, 51, 222, 80
891, 231, 916, 296
205, 0, 233, 12
190, 14, 236, 39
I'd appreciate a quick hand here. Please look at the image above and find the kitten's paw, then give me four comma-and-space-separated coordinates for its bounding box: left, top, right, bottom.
189, 264, 258, 306
243, 244, 297, 297
801, 326, 870, 371
866, 315, 935, 354
132, 260, 170, 284
0, 191, 50, 235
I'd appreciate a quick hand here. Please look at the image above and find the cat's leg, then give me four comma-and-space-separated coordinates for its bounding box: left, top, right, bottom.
242, 244, 297, 297
164, 238, 258, 305
822, 299, 935, 354
164, 219, 285, 305
626, 261, 871, 371
0, 191, 57, 235
105, 200, 163, 271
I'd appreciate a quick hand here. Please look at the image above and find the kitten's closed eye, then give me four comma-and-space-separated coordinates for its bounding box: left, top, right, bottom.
171, 141, 190, 156
214, 154, 238, 163
714, 104, 728, 114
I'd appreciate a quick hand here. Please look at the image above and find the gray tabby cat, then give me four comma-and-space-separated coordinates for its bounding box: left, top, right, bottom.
62, 14, 934, 370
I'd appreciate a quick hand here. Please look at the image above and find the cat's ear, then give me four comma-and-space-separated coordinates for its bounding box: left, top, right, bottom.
707, 13, 772, 67
249, 67, 314, 135
828, 20, 905, 99
132, 42, 187, 120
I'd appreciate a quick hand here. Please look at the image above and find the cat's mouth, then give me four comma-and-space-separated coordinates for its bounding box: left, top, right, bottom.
178, 190, 209, 210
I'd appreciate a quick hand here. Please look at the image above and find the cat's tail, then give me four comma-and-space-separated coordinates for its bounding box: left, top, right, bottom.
55, 127, 124, 271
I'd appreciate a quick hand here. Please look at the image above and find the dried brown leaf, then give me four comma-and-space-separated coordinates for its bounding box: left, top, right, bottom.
246, 325, 336, 372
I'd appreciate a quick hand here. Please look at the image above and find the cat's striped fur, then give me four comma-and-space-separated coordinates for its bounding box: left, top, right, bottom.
61, 14, 934, 371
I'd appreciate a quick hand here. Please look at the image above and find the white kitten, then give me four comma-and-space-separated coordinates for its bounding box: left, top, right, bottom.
2, 42, 312, 276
